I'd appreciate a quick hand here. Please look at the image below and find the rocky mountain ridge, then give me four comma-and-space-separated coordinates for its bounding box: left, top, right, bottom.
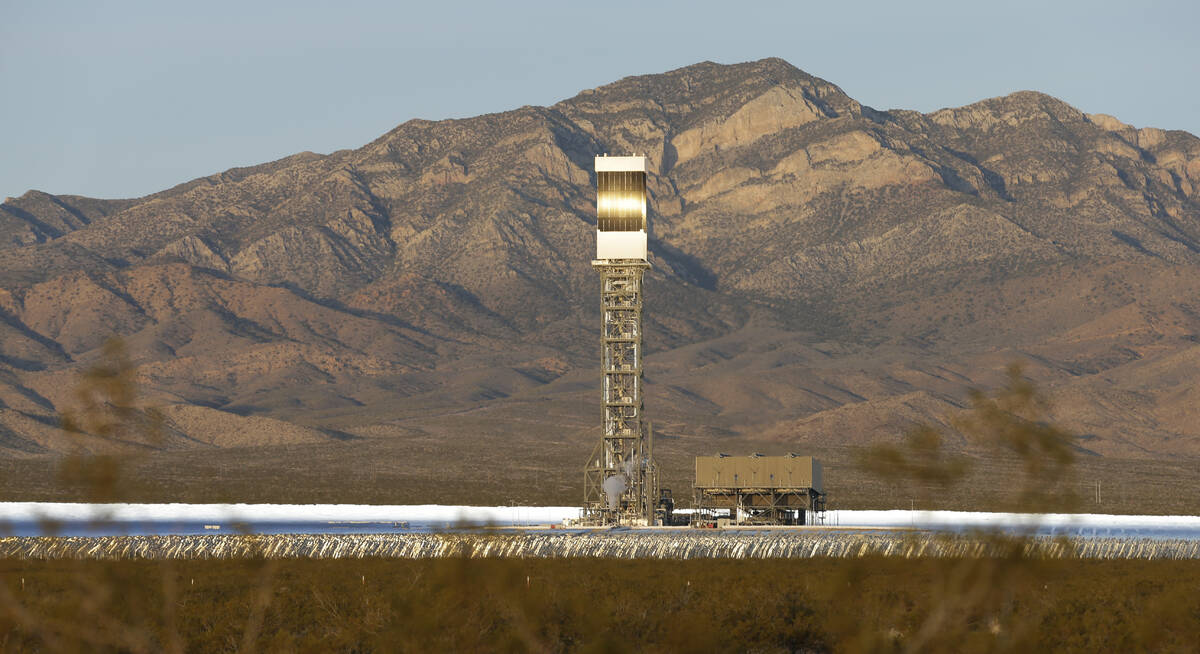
2, 57, 1199, 465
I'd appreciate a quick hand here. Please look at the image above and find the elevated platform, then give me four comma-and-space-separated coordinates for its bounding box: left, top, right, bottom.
693, 454, 827, 526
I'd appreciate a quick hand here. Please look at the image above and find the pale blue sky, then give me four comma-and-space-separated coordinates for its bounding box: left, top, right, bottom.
2, 0, 1197, 200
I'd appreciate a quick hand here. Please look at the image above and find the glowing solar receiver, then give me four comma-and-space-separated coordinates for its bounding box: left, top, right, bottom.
595, 155, 648, 260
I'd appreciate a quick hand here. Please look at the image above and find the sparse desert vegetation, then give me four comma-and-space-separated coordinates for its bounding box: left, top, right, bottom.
2, 556, 1199, 652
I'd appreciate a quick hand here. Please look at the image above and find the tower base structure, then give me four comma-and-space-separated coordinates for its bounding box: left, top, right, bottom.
580, 259, 658, 526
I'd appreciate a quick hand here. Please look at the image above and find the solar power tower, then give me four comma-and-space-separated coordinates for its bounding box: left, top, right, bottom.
582, 155, 659, 526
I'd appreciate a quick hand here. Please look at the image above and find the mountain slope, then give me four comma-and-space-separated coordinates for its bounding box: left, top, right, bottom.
1, 57, 1199, 467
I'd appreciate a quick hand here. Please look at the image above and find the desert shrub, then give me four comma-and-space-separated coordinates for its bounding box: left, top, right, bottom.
3, 557, 1199, 652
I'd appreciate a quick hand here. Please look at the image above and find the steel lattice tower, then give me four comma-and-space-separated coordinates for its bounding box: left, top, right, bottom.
583, 155, 658, 525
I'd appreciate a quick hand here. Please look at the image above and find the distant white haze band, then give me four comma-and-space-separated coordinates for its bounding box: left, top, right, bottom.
1, 503, 1199, 534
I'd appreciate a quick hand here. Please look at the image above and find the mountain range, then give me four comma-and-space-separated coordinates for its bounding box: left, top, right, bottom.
2, 58, 1199, 502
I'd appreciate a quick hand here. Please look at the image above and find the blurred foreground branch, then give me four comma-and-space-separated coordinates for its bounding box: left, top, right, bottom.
860, 362, 1079, 512
57, 336, 164, 503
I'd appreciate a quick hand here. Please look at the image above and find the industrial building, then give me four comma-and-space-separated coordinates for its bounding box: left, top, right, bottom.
693, 454, 826, 526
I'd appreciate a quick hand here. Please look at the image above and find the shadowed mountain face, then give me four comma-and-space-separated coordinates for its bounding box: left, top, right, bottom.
2, 57, 1200, 465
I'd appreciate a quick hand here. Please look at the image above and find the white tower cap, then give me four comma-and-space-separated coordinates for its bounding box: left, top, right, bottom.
595, 156, 648, 173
